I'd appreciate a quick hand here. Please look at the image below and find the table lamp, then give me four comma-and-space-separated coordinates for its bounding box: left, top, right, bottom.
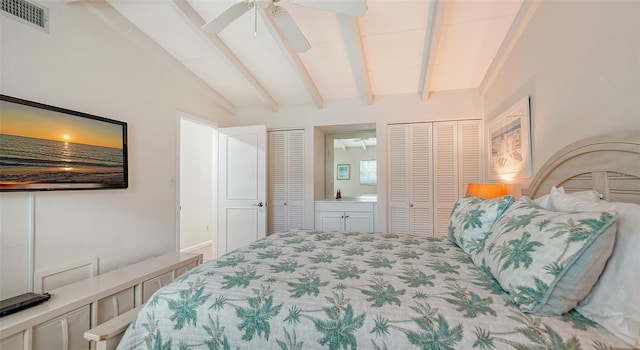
465, 183, 509, 199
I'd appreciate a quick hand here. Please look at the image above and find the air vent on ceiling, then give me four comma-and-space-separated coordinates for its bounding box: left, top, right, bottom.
1, 0, 48, 32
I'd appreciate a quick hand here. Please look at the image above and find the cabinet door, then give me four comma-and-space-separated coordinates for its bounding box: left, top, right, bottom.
0, 332, 24, 350
315, 211, 344, 231
387, 124, 410, 234
32, 305, 90, 350
96, 287, 135, 325
142, 271, 172, 303
344, 211, 374, 232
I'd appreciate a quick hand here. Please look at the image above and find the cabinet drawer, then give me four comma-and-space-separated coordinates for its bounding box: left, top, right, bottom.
0, 331, 24, 350
32, 305, 90, 350
96, 287, 135, 325
142, 271, 172, 303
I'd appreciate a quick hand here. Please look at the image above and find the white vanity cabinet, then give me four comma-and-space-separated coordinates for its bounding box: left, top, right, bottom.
0, 252, 202, 350
315, 201, 375, 232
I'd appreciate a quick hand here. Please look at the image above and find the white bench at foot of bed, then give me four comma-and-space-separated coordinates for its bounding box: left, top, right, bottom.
84, 306, 141, 350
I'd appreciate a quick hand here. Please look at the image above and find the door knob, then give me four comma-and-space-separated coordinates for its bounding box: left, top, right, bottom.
254, 202, 264, 207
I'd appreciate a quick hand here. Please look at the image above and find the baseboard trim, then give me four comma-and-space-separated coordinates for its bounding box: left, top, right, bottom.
181, 240, 212, 253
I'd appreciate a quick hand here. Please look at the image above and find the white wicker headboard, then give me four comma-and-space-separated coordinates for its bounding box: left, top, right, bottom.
523, 132, 640, 204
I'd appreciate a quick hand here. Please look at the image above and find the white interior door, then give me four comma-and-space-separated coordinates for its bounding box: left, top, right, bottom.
218, 125, 267, 256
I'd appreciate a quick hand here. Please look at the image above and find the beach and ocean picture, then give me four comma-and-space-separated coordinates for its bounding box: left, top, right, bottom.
0, 95, 128, 191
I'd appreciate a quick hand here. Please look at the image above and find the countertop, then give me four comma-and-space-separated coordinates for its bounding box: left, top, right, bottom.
315, 196, 377, 203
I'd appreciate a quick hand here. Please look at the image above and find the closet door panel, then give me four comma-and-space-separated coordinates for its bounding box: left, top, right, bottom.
433, 122, 458, 236
387, 125, 410, 234
387, 120, 482, 237
286, 130, 305, 230
268, 131, 286, 234
458, 120, 482, 196
409, 123, 433, 236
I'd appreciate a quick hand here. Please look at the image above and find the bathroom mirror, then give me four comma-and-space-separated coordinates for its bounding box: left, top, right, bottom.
323, 125, 377, 200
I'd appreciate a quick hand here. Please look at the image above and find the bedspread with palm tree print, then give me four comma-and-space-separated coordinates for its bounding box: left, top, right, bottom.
116, 229, 631, 350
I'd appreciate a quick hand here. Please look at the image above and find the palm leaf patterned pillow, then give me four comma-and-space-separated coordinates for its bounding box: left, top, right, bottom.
472, 197, 617, 316
448, 195, 513, 255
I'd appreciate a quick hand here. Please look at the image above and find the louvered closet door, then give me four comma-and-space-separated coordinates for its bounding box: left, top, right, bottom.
387, 124, 410, 234
268, 130, 305, 235
458, 120, 482, 196
433, 122, 458, 236
409, 123, 434, 236
286, 130, 305, 230
268, 131, 286, 234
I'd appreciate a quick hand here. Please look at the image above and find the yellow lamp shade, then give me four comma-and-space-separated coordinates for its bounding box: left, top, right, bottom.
465, 183, 509, 199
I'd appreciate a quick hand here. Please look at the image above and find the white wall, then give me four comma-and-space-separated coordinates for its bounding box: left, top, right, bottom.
179, 118, 214, 250
483, 1, 640, 194
0, 1, 231, 298
233, 89, 484, 233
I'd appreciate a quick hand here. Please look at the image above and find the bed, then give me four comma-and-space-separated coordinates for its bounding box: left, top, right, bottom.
117, 132, 640, 350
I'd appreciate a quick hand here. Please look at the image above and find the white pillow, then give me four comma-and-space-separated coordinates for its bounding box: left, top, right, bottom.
533, 186, 601, 209
549, 189, 640, 346
533, 193, 551, 208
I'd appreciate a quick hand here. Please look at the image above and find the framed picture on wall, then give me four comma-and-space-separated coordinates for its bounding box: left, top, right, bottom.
487, 96, 532, 180
337, 164, 350, 180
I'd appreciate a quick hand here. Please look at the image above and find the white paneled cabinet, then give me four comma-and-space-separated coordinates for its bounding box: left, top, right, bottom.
32, 305, 90, 350
94, 288, 134, 325
388, 120, 482, 236
268, 130, 305, 234
315, 201, 375, 232
0, 253, 202, 350
141, 271, 171, 304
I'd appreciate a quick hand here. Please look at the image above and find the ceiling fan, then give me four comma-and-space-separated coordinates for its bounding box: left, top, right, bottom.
201, 0, 368, 53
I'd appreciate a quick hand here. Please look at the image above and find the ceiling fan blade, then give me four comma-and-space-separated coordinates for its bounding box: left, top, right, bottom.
270, 6, 311, 52
288, 0, 367, 17
201, 1, 253, 33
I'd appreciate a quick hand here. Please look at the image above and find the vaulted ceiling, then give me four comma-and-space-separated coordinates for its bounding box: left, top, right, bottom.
104, 0, 525, 114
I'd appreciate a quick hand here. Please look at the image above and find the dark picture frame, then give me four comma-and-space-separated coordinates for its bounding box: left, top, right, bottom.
0, 95, 128, 191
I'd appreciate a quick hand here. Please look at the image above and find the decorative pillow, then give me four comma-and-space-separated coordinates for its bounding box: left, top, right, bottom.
550, 190, 640, 346
532, 194, 551, 209
448, 195, 513, 255
473, 197, 617, 316
533, 186, 602, 209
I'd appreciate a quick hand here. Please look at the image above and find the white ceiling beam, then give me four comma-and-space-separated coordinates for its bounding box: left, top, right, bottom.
170, 0, 279, 112
259, 7, 324, 109
418, 0, 447, 101
75, 0, 235, 115
480, 0, 541, 97
338, 14, 373, 105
